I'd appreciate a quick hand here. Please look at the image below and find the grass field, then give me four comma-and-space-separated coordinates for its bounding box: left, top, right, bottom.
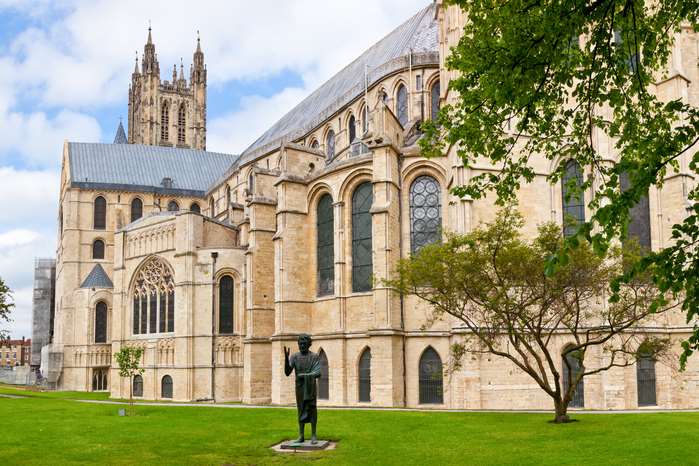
1, 385, 698, 465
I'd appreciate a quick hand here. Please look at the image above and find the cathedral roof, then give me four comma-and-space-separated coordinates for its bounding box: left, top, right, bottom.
113, 121, 127, 144
80, 264, 113, 289
238, 3, 438, 165
67, 142, 239, 197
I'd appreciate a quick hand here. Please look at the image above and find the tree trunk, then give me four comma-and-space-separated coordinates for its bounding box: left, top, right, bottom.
553, 397, 570, 423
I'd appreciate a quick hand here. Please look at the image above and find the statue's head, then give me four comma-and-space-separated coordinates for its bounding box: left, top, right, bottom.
298, 334, 312, 353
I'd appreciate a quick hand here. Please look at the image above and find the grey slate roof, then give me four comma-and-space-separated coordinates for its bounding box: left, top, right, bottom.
113, 121, 127, 144
68, 142, 239, 197
80, 264, 113, 289
238, 3, 438, 165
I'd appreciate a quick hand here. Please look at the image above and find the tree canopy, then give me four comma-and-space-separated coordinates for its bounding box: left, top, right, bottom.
0, 277, 14, 341
387, 210, 675, 422
421, 0, 699, 364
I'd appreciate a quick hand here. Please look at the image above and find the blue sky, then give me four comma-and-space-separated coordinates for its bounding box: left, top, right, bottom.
0, 0, 429, 338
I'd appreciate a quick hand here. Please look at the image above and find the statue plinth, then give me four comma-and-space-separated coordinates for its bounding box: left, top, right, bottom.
279, 439, 331, 451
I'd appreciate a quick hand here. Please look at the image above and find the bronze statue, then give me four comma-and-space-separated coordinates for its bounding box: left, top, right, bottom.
283, 334, 321, 444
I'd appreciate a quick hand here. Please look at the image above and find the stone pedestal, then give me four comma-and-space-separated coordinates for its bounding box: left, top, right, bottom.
273, 440, 333, 452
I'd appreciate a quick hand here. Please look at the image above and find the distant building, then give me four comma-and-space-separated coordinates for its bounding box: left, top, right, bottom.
31, 258, 56, 368
0, 338, 31, 367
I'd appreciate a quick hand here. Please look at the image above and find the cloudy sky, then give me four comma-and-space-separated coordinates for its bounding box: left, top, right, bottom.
0, 0, 429, 339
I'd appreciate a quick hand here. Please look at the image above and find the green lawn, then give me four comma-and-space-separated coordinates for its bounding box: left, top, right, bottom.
1, 386, 698, 465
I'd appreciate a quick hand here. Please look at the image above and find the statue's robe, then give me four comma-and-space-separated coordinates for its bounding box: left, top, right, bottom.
286, 351, 321, 424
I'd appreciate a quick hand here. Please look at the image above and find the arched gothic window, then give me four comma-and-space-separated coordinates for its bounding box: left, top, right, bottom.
161, 375, 173, 399
410, 176, 442, 253
352, 182, 373, 292
133, 374, 143, 397
419, 347, 443, 404
620, 171, 651, 250
92, 239, 105, 260
161, 100, 170, 142
167, 200, 179, 212
132, 257, 175, 335
562, 348, 585, 408
637, 353, 657, 406
209, 197, 215, 217
430, 80, 440, 120
317, 194, 335, 296
131, 198, 143, 222
396, 83, 408, 126
190, 202, 200, 214
325, 130, 335, 160
318, 349, 329, 400
311, 139, 320, 149
348, 115, 356, 143
93, 196, 106, 230
562, 160, 585, 238
358, 348, 371, 402
94, 301, 108, 343
177, 104, 186, 144
218, 275, 234, 334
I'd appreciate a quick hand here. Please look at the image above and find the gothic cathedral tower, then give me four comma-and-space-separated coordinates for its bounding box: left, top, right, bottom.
127, 28, 207, 150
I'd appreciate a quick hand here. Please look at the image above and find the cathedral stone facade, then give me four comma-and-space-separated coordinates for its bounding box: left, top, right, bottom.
42, 2, 699, 409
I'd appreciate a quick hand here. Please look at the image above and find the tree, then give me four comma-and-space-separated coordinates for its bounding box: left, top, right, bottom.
387, 210, 676, 423
115, 346, 144, 415
0, 277, 14, 342
421, 1, 699, 365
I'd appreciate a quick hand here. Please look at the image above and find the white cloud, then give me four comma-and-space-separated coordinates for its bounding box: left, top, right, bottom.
0, 229, 41, 249
208, 87, 310, 154
0, 167, 60, 225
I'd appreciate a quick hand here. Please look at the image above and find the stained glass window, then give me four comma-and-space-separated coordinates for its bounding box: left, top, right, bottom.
317, 194, 335, 296
352, 182, 373, 292
410, 176, 441, 253
94, 196, 106, 230
132, 257, 175, 335
358, 348, 371, 402
92, 239, 105, 259
94, 301, 107, 343
326, 130, 335, 160
131, 198, 143, 222
430, 80, 440, 120
348, 115, 356, 143
562, 160, 585, 237
219, 275, 234, 334
419, 347, 443, 404
396, 84, 408, 126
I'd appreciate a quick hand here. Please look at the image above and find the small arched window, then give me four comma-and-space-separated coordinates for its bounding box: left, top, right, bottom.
225, 185, 231, 208
637, 353, 657, 406
419, 347, 443, 404
161, 100, 170, 142
130, 198, 143, 222
177, 104, 186, 144
352, 182, 373, 292
94, 301, 108, 343
396, 83, 408, 126
93, 196, 106, 230
133, 374, 143, 397
410, 176, 442, 253
358, 348, 371, 402
348, 115, 356, 143
190, 202, 200, 213
92, 239, 105, 260
430, 80, 440, 120
92, 368, 108, 391
562, 348, 585, 408
209, 197, 215, 217
311, 139, 320, 149
218, 275, 234, 334
317, 194, 335, 296
161, 375, 173, 399
325, 130, 335, 160
248, 173, 255, 195
318, 349, 329, 400
167, 200, 179, 212
562, 160, 585, 238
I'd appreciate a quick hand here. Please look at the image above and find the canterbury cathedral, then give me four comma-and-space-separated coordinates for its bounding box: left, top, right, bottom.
40, 2, 699, 410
